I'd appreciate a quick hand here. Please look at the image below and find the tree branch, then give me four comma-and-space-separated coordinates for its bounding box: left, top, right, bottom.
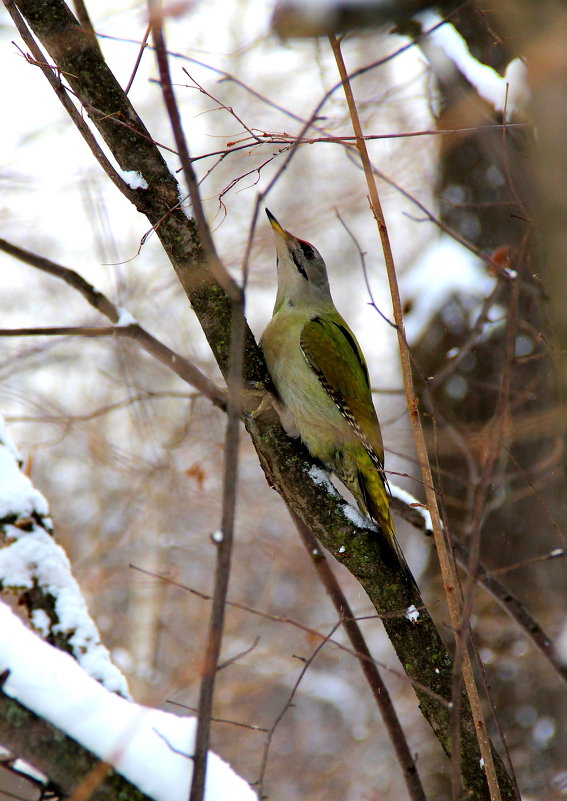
328, 32, 511, 801
290, 510, 427, 801
0, 690, 150, 801
0, 237, 226, 409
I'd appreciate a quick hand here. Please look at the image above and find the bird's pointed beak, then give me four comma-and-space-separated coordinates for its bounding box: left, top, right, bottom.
266, 208, 285, 237
266, 209, 296, 251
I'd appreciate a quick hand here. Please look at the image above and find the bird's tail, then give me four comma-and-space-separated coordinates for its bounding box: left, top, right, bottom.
332, 446, 418, 591
358, 465, 418, 592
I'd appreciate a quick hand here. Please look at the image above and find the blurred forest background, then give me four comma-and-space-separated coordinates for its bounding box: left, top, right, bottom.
1, 1, 567, 799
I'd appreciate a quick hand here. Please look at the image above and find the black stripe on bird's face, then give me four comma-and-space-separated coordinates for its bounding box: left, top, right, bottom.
291, 249, 308, 279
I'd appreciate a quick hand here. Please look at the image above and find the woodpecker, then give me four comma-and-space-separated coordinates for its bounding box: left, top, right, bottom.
261, 209, 413, 582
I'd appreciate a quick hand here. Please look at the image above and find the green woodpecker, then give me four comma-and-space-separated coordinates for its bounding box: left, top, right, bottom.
261, 209, 412, 579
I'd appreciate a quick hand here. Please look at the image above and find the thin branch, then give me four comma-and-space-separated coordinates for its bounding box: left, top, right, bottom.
166, 701, 268, 733
0, 325, 118, 337
452, 540, 567, 686
235, 10, 463, 272
254, 623, 340, 798
71, 0, 96, 38
429, 281, 506, 389
450, 272, 520, 797
149, 0, 240, 302
125, 22, 151, 95
147, 6, 246, 800
0, 324, 226, 407
182, 124, 532, 166
95, 31, 531, 149
181, 68, 262, 145
291, 511, 428, 801
256, 622, 340, 794
3, 1, 139, 203
392, 490, 567, 689
0, 237, 226, 409
328, 33, 508, 801
129, 564, 451, 707
189, 299, 244, 801
504, 446, 567, 548
6, 390, 199, 425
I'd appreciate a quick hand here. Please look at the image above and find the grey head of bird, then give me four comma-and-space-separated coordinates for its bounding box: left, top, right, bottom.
266, 208, 333, 312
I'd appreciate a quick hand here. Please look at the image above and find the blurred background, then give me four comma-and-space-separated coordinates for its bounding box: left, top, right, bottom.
1, 1, 566, 799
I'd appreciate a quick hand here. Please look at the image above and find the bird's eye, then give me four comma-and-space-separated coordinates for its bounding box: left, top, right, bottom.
299, 241, 315, 260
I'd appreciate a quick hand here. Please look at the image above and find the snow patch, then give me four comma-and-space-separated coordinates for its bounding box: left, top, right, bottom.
341, 502, 371, 529
119, 170, 149, 190
0, 603, 257, 801
308, 466, 338, 496
0, 444, 49, 520
422, 11, 529, 117
0, 525, 130, 697
401, 235, 496, 345
389, 483, 432, 533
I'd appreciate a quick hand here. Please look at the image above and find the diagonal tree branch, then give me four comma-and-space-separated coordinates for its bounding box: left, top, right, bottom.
0, 237, 227, 409
1, 2, 514, 798
290, 510, 427, 801
0, 689, 150, 801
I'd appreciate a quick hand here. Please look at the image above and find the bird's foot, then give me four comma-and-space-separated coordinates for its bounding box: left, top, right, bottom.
243, 382, 278, 421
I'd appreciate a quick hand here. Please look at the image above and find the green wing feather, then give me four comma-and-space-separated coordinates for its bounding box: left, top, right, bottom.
300, 314, 416, 586
301, 316, 396, 544
299, 315, 385, 468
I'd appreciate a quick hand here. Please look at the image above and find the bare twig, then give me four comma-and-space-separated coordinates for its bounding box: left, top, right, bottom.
147, 6, 246, 800
328, 33, 507, 801
125, 22, 151, 95
181, 68, 262, 145
452, 540, 567, 686
166, 701, 268, 732
129, 564, 451, 707
182, 124, 531, 166
188, 298, 244, 801
256, 622, 340, 793
6, 390, 199, 425
149, 0, 239, 302
291, 511, 428, 801
0, 237, 226, 409
504, 446, 567, 548
450, 271, 520, 797
72, 0, 96, 38
0, 325, 121, 337
393, 488, 567, 688
3, 1, 139, 203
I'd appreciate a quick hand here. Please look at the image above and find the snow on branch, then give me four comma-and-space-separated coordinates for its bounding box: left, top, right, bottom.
0, 419, 128, 696
421, 11, 529, 118
0, 603, 257, 801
